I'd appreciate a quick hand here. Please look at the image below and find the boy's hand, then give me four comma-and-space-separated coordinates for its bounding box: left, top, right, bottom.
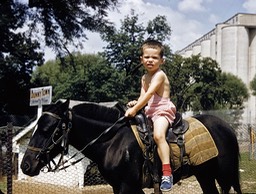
127, 100, 137, 108
125, 107, 137, 117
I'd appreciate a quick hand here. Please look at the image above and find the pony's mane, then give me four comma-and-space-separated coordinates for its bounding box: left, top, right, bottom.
72, 103, 122, 122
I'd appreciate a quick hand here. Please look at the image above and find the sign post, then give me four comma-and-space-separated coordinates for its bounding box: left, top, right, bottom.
30, 86, 52, 119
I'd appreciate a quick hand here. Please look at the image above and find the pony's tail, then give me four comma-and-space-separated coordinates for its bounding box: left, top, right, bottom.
232, 138, 242, 194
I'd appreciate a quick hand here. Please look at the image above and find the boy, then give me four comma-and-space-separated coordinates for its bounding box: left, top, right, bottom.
125, 39, 176, 191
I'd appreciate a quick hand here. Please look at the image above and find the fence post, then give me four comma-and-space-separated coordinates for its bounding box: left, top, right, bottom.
7, 123, 13, 194
0, 139, 2, 180
248, 124, 255, 160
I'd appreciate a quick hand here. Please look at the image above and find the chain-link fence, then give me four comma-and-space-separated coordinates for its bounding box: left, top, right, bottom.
0, 114, 256, 194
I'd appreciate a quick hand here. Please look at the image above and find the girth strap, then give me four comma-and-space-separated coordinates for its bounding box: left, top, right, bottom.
131, 125, 146, 153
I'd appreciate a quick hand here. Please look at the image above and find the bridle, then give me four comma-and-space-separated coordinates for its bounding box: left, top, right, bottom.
27, 110, 126, 172
27, 111, 72, 172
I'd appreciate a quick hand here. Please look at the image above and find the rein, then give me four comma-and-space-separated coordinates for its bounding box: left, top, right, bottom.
28, 111, 126, 172
58, 115, 126, 171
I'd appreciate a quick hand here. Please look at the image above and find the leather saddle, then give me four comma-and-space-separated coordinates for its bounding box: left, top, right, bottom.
132, 111, 190, 186
134, 112, 189, 144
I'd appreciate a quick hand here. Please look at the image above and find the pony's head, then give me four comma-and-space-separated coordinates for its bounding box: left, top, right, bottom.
21, 99, 71, 176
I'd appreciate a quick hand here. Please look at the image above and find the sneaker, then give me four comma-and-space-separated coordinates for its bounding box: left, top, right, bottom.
160, 175, 173, 192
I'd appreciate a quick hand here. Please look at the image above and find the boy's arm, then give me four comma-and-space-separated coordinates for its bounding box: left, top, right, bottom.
125, 72, 164, 117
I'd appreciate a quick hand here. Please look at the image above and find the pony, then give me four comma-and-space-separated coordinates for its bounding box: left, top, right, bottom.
21, 99, 242, 194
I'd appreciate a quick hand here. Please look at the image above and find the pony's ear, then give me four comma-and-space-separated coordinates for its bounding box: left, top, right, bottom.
62, 99, 70, 111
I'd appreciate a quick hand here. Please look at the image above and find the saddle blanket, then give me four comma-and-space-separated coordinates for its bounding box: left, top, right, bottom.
170, 117, 218, 170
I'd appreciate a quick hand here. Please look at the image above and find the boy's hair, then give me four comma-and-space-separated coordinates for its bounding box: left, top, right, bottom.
141, 39, 164, 58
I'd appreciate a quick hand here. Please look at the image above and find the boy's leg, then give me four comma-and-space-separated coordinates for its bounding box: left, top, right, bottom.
153, 117, 170, 167
153, 117, 173, 191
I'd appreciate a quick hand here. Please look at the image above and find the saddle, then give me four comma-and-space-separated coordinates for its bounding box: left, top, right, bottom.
134, 112, 189, 144
131, 111, 189, 187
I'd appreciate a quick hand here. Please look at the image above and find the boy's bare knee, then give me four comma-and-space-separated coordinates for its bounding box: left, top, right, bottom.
154, 133, 166, 143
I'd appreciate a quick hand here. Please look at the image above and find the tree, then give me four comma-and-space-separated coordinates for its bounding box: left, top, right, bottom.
164, 55, 223, 111
31, 53, 127, 103
1, 0, 119, 115
250, 74, 256, 96
101, 11, 172, 100
101, 12, 171, 75
26, 0, 118, 57
0, 1, 44, 115
100, 11, 248, 111
162, 54, 192, 111
165, 55, 249, 112
220, 72, 249, 109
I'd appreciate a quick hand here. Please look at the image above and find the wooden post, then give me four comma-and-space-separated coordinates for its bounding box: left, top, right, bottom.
0, 139, 2, 180
248, 125, 256, 160
7, 123, 13, 194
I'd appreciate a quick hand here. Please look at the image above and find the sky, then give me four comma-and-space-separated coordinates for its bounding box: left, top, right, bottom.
44, 0, 256, 61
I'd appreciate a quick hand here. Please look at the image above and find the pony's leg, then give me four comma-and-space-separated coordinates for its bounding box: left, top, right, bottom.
216, 176, 231, 194
153, 183, 162, 194
192, 160, 219, 194
112, 187, 119, 194
195, 175, 219, 194
217, 174, 242, 194
115, 183, 145, 194
215, 157, 242, 194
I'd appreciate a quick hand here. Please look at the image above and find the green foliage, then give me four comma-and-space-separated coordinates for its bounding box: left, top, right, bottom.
146, 15, 172, 41
250, 74, 256, 96
32, 52, 249, 112
0, 1, 44, 115
101, 12, 143, 74
165, 55, 248, 112
31, 53, 128, 103
219, 72, 249, 109
26, 0, 118, 56
100, 11, 172, 101
239, 152, 256, 193
101, 12, 171, 75
0, 0, 120, 115
187, 56, 223, 111
162, 54, 191, 111
165, 55, 222, 111
99, 10, 248, 111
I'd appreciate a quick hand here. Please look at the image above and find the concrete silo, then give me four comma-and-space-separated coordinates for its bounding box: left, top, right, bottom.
221, 25, 249, 84
248, 29, 256, 122
210, 34, 216, 60
185, 49, 193, 58
249, 29, 256, 81
192, 44, 201, 55
201, 39, 211, 58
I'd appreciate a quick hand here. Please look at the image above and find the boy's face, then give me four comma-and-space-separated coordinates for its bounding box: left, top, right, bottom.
140, 47, 164, 72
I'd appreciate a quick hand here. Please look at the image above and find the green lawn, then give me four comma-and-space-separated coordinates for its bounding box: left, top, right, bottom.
0, 177, 7, 194
239, 152, 256, 193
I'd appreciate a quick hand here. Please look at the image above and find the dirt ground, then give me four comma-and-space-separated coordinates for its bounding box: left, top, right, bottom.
13, 176, 253, 194
13, 176, 203, 194
143, 177, 203, 194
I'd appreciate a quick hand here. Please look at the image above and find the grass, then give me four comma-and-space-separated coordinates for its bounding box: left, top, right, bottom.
239, 152, 256, 193
0, 177, 7, 193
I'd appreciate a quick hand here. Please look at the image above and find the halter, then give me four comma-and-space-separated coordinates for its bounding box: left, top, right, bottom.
27, 111, 72, 172
27, 110, 125, 172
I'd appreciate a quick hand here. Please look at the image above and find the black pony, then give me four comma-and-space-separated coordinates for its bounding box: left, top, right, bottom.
21, 99, 242, 194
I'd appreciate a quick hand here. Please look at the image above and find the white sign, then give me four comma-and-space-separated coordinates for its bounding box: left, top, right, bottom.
30, 86, 52, 106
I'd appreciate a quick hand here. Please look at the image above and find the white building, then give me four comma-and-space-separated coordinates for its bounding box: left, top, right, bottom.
176, 13, 256, 124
